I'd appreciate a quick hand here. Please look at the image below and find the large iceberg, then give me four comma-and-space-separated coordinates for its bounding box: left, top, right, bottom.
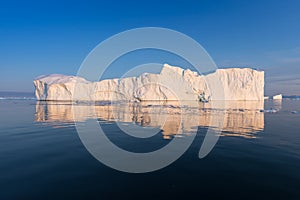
34, 64, 264, 101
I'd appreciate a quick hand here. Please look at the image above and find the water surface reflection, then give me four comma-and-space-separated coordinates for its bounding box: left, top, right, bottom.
35, 101, 264, 139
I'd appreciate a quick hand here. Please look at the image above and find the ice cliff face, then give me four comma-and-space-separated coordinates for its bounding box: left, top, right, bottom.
34, 64, 264, 101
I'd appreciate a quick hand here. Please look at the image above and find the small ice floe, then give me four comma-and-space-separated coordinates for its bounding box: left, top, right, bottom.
260, 109, 278, 113
174, 134, 184, 138
291, 111, 300, 114
272, 94, 282, 100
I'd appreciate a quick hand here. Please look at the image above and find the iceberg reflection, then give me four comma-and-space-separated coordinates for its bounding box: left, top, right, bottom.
35, 101, 264, 139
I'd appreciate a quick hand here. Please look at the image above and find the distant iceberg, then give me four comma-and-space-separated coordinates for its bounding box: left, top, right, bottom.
34, 64, 265, 101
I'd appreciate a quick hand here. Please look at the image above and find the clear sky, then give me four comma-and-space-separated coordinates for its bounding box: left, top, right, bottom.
0, 0, 299, 95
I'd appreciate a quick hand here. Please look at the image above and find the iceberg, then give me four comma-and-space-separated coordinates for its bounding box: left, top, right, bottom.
34, 64, 264, 101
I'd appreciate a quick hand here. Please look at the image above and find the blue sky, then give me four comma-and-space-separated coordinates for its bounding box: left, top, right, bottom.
0, 0, 299, 95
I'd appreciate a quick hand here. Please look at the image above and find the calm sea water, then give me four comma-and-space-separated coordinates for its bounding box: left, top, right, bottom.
0, 93, 299, 199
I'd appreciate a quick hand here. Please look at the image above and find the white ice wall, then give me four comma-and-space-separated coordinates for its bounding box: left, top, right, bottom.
34, 64, 264, 101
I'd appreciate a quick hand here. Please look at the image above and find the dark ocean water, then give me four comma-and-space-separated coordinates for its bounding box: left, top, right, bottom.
0, 93, 299, 200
